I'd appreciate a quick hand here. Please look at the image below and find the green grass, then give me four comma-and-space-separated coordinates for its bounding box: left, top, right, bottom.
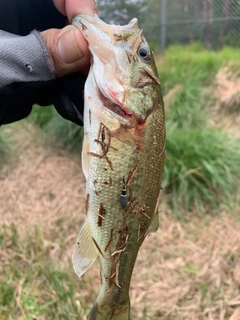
163, 127, 240, 215
0, 224, 92, 320
159, 43, 240, 91
157, 44, 240, 215
28, 105, 83, 153
24, 44, 240, 216
1, 43, 240, 320
0, 130, 11, 169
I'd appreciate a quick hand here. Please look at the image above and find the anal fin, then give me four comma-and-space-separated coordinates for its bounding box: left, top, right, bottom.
72, 220, 98, 277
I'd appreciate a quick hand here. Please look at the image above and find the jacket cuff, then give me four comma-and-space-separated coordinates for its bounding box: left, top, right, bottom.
0, 29, 55, 87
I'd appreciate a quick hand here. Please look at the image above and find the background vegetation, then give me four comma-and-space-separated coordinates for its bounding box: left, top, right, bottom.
96, 0, 240, 50
23, 43, 240, 216
0, 44, 240, 319
0, 133, 9, 169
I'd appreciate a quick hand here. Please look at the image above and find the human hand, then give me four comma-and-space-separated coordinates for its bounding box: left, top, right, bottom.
41, 0, 97, 77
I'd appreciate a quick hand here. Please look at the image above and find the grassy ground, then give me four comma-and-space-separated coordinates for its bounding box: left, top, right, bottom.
156, 44, 240, 216
0, 44, 240, 319
24, 43, 240, 216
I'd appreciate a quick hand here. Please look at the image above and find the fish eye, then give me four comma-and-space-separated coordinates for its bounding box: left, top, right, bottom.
138, 46, 151, 61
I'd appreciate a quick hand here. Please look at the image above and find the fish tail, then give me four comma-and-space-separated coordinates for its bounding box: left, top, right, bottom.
89, 300, 131, 320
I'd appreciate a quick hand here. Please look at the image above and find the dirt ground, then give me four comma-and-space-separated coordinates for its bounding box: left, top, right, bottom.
1, 69, 240, 319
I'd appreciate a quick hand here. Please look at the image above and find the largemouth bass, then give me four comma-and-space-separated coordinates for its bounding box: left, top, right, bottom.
72, 14, 165, 320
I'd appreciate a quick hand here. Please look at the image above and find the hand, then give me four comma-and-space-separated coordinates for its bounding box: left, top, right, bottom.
52, 0, 97, 18
41, 0, 97, 77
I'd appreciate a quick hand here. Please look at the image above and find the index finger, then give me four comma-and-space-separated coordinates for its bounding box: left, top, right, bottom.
66, 0, 97, 19
53, 0, 97, 19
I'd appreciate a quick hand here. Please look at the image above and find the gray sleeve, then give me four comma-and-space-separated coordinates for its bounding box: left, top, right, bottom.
0, 30, 55, 87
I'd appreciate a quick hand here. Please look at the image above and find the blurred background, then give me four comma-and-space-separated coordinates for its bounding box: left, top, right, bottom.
0, 1, 240, 319
97, 0, 240, 51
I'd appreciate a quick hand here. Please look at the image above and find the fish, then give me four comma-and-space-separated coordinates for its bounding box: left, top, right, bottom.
72, 14, 166, 320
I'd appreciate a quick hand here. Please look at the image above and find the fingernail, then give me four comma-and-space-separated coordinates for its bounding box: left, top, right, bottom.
57, 26, 84, 64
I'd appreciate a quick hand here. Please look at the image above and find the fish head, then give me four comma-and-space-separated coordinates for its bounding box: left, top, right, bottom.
72, 14, 161, 126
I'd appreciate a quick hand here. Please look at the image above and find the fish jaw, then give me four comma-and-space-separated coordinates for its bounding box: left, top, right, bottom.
72, 14, 126, 107
73, 14, 161, 123
72, 15, 139, 64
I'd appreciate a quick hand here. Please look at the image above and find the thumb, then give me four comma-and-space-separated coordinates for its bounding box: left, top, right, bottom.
41, 25, 90, 77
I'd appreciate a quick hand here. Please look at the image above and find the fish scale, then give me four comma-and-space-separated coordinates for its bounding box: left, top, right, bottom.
72, 14, 165, 320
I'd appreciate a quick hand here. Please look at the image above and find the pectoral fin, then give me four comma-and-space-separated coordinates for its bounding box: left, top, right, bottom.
72, 220, 98, 277
81, 134, 90, 179
150, 196, 160, 232
150, 212, 159, 232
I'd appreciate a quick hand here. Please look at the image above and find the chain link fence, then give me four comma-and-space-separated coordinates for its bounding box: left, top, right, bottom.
97, 0, 240, 51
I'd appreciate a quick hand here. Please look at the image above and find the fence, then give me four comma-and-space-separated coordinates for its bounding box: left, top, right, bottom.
97, 0, 240, 51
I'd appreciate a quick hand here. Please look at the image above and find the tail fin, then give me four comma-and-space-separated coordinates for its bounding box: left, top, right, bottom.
89, 300, 130, 320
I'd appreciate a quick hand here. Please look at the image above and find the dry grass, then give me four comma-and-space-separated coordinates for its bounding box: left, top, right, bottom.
0, 122, 85, 234
132, 211, 240, 319
214, 67, 240, 113
1, 121, 240, 319
211, 66, 240, 137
